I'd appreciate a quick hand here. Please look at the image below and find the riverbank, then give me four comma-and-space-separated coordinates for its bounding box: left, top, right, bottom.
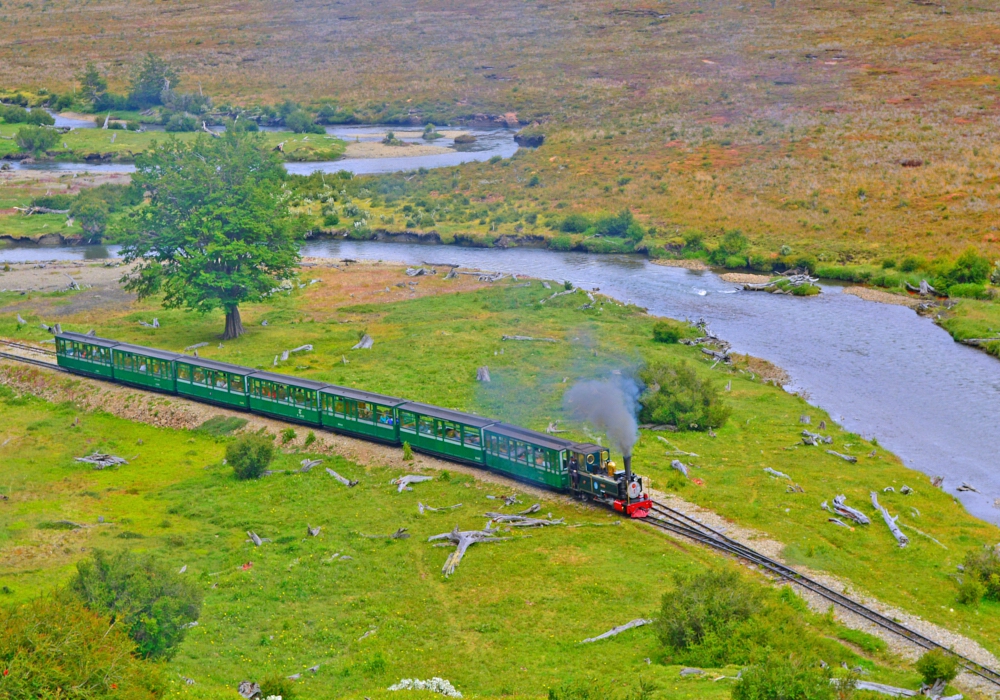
2, 259, 1000, 672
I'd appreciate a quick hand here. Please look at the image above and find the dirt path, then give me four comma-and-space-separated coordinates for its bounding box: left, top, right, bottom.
0, 355, 996, 698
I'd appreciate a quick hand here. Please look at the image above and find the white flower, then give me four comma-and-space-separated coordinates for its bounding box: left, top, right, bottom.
388, 677, 462, 698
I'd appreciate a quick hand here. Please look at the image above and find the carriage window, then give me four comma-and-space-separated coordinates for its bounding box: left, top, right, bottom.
498, 436, 509, 457
357, 402, 374, 422
463, 427, 481, 448
215, 373, 228, 389
400, 411, 416, 431
534, 450, 546, 468
442, 421, 460, 443
335, 397, 346, 415
376, 406, 393, 425
177, 365, 191, 381
230, 375, 243, 392
276, 384, 287, 402
514, 441, 528, 464
418, 416, 434, 436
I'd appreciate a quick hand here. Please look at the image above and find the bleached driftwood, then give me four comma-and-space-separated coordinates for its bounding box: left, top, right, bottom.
247, 531, 271, 547
300, 458, 323, 472
546, 421, 567, 434
828, 517, 852, 528
358, 628, 377, 641
656, 436, 698, 456
501, 335, 558, 343
580, 618, 653, 644
392, 474, 432, 492
201, 121, 220, 137
871, 492, 909, 548
352, 334, 374, 349
802, 430, 833, 445
542, 281, 551, 289
138, 318, 160, 328
237, 681, 261, 699
16, 314, 27, 325
184, 342, 208, 352
957, 482, 980, 493
823, 494, 871, 525
539, 287, 576, 303
289, 344, 313, 354
307, 524, 321, 537
764, 467, 791, 480
76, 453, 128, 469
326, 467, 358, 487
405, 267, 434, 276
826, 450, 857, 463
517, 503, 541, 515
476, 366, 491, 382
429, 524, 510, 577
484, 512, 564, 527
671, 459, 689, 477
418, 502, 463, 514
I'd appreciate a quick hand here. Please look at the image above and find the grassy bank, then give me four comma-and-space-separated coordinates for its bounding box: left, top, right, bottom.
2, 262, 998, 666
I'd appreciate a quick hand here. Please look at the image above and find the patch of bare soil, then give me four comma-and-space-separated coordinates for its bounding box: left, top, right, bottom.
844, 286, 920, 308
0, 261, 136, 317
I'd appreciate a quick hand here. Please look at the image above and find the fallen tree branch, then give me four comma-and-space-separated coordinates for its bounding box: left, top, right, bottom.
418, 502, 463, 514
871, 492, 909, 548
75, 453, 128, 469
821, 495, 870, 525
429, 524, 509, 577
484, 512, 564, 527
501, 335, 559, 343
392, 474, 433, 492
580, 618, 653, 644
352, 334, 374, 349
826, 450, 857, 463
325, 467, 358, 487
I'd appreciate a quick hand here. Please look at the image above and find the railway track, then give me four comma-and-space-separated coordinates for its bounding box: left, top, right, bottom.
644, 500, 1000, 688
1, 340, 997, 688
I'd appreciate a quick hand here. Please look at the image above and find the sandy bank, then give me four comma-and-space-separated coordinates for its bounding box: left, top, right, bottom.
343, 141, 453, 159
844, 286, 919, 308
719, 272, 771, 284
650, 258, 708, 271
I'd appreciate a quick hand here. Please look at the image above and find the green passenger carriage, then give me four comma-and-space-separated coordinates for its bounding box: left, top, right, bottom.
111, 344, 180, 392
397, 402, 492, 465
319, 386, 406, 444
55, 332, 119, 379
247, 371, 325, 425
482, 423, 569, 489
175, 357, 254, 409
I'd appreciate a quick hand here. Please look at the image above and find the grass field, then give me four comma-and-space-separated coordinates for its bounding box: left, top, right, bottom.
3, 0, 1000, 262
2, 262, 998, 670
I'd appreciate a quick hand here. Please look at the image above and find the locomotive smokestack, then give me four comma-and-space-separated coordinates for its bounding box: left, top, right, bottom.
623, 454, 632, 481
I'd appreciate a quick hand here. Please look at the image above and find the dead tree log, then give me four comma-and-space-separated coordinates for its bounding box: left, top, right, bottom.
429, 524, 509, 577
822, 494, 871, 525
802, 430, 833, 445
13, 206, 70, 215
325, 467, 358, 487
247, 531, 271, 547
392, 474, 433, 492
352, 334, 374, 349
764, 467, 791, 480
580, 618, 653, 644
501, 335, 558, 343
418, 502, 463, 514
476, 366, 491, 382
76, 453, 128, 469
484, 512, 564, 527
826, 450, 857, 463
300, 458, 323, 472
670, 459, 689, 477
871, 492, 909, 548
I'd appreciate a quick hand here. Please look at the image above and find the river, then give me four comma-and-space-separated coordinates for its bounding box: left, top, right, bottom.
3, 240, 998, 525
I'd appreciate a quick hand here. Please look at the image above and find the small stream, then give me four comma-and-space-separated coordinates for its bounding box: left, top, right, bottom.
3, 240, 999, 525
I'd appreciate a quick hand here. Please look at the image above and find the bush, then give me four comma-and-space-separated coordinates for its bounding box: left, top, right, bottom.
724, 254, 747, 269
70, 549, 202, 660
652, 320, 684, 344
657, 569, 762, 657
947, 283, 989, 300
31, 193, 73, 210
594, 208, 642, 239
549, 235, 573, 251
559, 213, 590, 233
164, 113, 197, 132
281, 427, 297, 444
260, 673, 298, 700
962, 547, 1000, 600
946, 247, 991, 286
899, 255, 923, 273
0, 594, 163, 698
957, 577, 985, 607
304, 430, 316, 447
915, 649, 960, 686
731, 657, 835, 700
285, 109, 324, 134
402, 441, 414, 461
26, 109, 55, 126
15, 125, 58, 153
639, 361, 731, 431
227, 433, 275, 480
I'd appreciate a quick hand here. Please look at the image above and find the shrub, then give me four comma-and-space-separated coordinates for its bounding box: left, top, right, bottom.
724, 254, 747, 269
0, 594, 163, 698
527, 174, 540, 187
962, 546, 1000, 600
899, 255, 923, 272
285, 109, 324, 134
304, 431, 316, 447
946, 247, 991, 286
164, 113, 197, 132
559, 213, 590, 233
195, 416, 248, 436
881, 258, 897, 269
947, 283, 989, 300
31, 193, 73, 210
281, 427, 297, 444
594, 208, 642, 239
402, 441, 414, 461
70, 549, 202, 660
227, 434, 275, 480
15, 125, 58, 153
652, 320, 684, 344
549, 235, 573, 251
639, 361, 731, 431
26, 109, 55, 126
915, 649, 960, 686
657, 569, 762, 656
957, 577, 985, 607
260, 674, 298, 700
324, 212, 341, 226
731, 657, 835, 700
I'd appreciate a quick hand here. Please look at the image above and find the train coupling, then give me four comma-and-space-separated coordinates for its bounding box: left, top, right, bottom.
614, 497, 652, 518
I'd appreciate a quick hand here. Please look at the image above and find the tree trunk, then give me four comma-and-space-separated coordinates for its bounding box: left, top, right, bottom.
223, 306, 244, 340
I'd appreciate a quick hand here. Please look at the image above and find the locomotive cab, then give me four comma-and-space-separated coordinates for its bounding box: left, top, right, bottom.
568, 444, 652, 517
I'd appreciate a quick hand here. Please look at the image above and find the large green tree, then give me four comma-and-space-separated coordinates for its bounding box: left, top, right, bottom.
116, 127, 299, 339
127, 52, 179, 109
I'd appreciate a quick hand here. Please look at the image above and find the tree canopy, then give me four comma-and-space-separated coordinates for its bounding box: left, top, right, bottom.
115, 126, 299, 339
128, 53, 179, 109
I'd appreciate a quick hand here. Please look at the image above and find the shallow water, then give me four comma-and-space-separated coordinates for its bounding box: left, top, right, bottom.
8, 125, 518, 176
3, 240, 998, 525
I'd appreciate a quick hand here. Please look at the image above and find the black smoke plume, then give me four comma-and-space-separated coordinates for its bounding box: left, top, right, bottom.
563, 374, 641, 457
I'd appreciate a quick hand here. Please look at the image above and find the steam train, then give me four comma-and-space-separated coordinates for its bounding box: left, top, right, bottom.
54, 331, 653, 517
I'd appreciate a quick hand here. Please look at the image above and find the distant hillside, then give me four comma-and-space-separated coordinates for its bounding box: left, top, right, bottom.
3, 0, 999, 258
